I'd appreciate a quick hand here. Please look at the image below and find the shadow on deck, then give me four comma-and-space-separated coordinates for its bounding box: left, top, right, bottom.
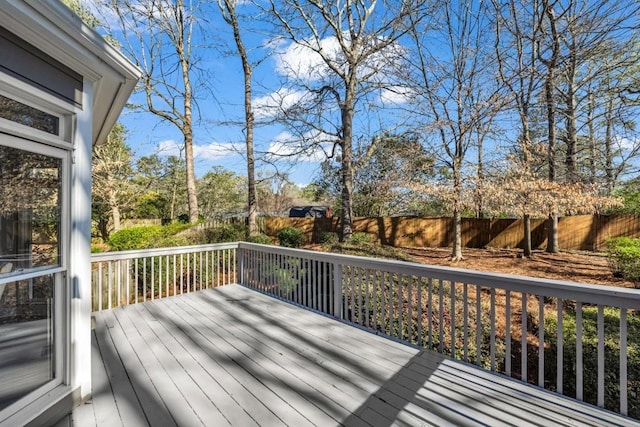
59, 285, 637, 427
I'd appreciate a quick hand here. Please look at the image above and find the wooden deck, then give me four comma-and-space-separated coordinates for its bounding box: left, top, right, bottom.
57, 285, 638, 427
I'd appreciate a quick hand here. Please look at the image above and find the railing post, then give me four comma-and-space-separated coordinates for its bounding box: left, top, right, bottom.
237, 244, 244, 286
333, 261, 342, 319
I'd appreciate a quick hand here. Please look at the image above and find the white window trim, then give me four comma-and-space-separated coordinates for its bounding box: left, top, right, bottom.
0, 88, 72, 422
0, 72, 77, 147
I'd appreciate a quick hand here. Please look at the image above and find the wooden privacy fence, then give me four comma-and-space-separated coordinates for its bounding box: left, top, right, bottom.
263, 215, 640, 251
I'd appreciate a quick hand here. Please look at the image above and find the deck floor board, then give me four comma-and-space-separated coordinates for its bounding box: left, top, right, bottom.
71, 285, 639, 427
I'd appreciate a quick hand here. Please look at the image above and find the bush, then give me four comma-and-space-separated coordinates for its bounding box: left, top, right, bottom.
606, 237, 640, 286
246, 234, 272, 245
108, 223, 193, 251
318, 231, 339, 245
278, 227, 304, 248
350, 232, 374, 244
204, 222, 247, 243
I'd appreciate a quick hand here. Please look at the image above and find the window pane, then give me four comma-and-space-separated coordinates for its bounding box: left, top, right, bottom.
0, 274, 55, 411
0, 95, 59, 135
0, 146, 62, 275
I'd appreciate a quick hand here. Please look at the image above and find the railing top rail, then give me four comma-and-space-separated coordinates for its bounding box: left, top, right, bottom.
238, 242, 640, 308
90, 242, 238, 262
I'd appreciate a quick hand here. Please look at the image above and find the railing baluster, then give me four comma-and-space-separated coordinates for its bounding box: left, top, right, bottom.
173, 254, 177, 296
439, 279, 444, 354
134, 259, 139, 305
505, 290, 511, 376
538, 295, 544, 387
364, 269, 370, 328
557, 299, 563, 394
126, 259, 130, 306
576, 301, 583, 401
158, 256, 162, 298
108, 261, 113, 309
621, 308, 628, 416
151, 257, 155, 301
490, 287, 496, 371
408, 275, 413, 344
116, 260, 121, 308
98, 262, 103, 311
475, 284, 481, 365
427, 277, 433, 350
417, 277, 423, 347
380, 272, 386, 334
522, 292, 527, 383
463, 282, 468, 362
597, 304, 605, 407
397, 274, 403, 339
372, 270, 378, 330
179, 254, 183, 294
450, 280, 455, 358
342, 265, 348, 321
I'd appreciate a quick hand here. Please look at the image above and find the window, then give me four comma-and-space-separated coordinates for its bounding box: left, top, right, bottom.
0, 104, 68, 413
0, 94, 59, 136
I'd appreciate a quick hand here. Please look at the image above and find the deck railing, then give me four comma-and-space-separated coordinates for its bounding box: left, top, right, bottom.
237, 242, 640, 420
91, 242, 640, 420
91, 243, 237, 311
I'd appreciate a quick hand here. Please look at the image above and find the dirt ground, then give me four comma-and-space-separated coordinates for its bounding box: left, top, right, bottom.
401, 246, 636, 289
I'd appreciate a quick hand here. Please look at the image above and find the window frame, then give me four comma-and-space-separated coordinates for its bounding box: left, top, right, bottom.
0, 81, 73, 419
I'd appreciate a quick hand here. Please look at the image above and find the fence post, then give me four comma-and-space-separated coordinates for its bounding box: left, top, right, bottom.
333, 261, 342, 319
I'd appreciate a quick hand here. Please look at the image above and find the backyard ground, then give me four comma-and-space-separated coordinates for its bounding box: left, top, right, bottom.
404, 247, 635, 288
310, 243, 636, 289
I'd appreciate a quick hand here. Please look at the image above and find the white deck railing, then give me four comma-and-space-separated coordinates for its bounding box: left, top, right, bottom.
91, 243, 237, 311
91, 242, 640, 420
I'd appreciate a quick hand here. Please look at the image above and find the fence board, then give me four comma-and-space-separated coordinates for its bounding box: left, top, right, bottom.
263, 215, 640, 251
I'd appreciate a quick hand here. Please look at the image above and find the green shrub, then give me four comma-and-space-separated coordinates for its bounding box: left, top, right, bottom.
204, 222, 247, 243
318, 231, 338, 245
278, 227, 304, 248
606, 237, 640, 286
351, 232, 374, 244
109, 226, 165, 251
108, 223, 193, 251
246, 234, 272, 244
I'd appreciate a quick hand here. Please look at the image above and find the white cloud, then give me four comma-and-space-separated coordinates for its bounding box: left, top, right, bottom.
265, 131, 336, 163
158, 140, 243, 160
615, 135, 639, 152
274, 37, 342, 81
379, 85, 415, 105
253, 88, 307, 120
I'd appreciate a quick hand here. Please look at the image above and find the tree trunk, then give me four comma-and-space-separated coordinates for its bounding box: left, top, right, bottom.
565, 75, 577, 183
452, 208, 463, 261
604, 96, 615, 193
587, 88, 597, 184
543, 3, 559, 254
523, 214, 532, 257
340, 83, 356, 242
546, 213, 558, 253
108, 182, 121, 233
224, 1, 258, 236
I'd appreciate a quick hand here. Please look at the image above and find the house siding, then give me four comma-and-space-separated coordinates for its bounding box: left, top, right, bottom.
0, 25, 82, 107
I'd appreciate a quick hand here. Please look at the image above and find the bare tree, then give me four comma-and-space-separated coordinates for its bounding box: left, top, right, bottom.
217, 0, 260, 236
493, 0, 546, 256
266, 0, 432, 242
98, 0, 204, 223
92, 123, 134, 238
405, 0, 502, 260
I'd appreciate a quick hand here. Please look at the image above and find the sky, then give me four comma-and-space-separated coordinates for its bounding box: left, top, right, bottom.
85, 0, 640, 189
86, 0, 354, 187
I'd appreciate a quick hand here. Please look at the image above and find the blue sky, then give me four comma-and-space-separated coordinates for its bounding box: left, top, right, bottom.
88, 1, 337, 186
86, 0, 418, 187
